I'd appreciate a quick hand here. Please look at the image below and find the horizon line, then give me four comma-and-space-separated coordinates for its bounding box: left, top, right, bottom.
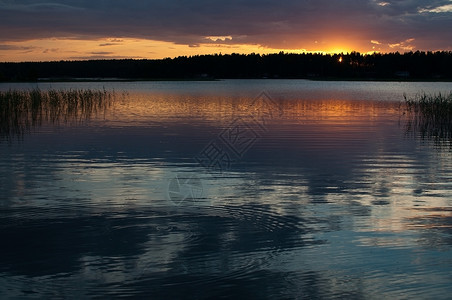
2, 50, 452, 64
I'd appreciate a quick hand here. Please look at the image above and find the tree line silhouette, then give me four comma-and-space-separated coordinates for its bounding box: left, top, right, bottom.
1, 51, 452, 81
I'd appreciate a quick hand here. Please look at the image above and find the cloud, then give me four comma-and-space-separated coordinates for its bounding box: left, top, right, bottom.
90, 51, 114, 55
0, 1, 83, 12
376, 1, 390, 6
388, 38, 416, 51
99, 43, 120, 47
0, 44, 34, 51
205, 36, 233, 42
98, 39, 124, 47
0, 0, 450, 51
43, 48, 60, 53
419, 3, 452, 13
69, 55, 144, 60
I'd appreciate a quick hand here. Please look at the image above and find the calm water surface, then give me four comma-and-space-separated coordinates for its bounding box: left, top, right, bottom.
1, 80, 451, 299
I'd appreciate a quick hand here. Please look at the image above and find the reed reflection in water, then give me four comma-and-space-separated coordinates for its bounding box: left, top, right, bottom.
0, 81, 451, 299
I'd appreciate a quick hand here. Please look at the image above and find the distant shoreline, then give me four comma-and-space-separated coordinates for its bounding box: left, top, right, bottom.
34, 77, 219, 82
305, 77, 452, 82
1, 77, 450, 83
1, 52, 452, 83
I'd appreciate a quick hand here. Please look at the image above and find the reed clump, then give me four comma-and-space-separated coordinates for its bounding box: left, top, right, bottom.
0, 88, 114, 141
403, 92, 452, 143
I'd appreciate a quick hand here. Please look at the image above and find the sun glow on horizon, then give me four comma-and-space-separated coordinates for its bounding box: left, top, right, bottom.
0, 36, 444, 62
0, 37, 361, 62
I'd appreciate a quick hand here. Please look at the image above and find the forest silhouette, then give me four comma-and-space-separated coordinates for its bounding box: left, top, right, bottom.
1, 51, 452, 81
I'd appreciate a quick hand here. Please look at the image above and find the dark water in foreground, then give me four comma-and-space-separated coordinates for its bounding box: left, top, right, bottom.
1, 80, 451, 299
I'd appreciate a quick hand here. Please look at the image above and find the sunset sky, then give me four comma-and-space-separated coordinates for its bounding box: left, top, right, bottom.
1, 0, 452, 62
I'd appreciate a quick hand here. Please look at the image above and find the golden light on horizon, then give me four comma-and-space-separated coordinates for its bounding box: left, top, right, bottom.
1, 37, 352, 62
0, 25, 415, 61
0, 35, 437, 62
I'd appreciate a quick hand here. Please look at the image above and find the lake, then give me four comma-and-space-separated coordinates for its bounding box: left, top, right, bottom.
1, 80, 451, 299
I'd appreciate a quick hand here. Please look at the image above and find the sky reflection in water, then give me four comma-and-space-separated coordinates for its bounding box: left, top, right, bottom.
0, 80, 451, 299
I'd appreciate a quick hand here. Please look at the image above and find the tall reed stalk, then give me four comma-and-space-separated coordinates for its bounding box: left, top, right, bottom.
0, 88, 114, 141
403, 92, 452, 144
